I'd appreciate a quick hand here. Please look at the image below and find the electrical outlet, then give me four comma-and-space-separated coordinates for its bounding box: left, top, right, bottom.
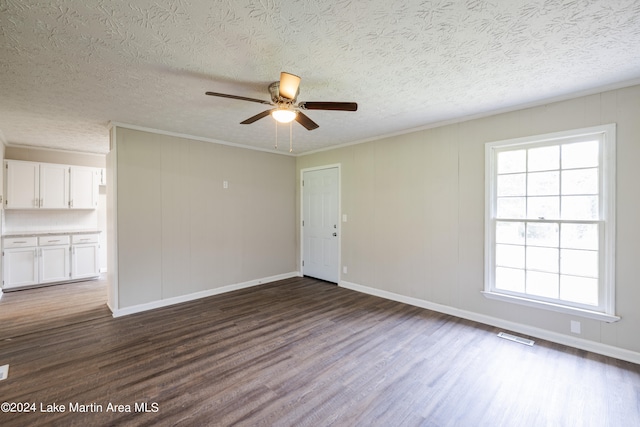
570, 320, 581, 334
223, 180, 229, 189
342, 266, 348, 274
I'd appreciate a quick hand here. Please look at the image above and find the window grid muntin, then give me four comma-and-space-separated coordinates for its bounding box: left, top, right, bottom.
493, 217, 602, 309
493, 136, 604, 311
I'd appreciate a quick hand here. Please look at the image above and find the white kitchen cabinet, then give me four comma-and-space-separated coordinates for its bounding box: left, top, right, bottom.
39, 163, 70, 209
71, 234, 100, 279
3, 237, 39, 289
5, 160, 70, 209
4, 160, 98, 210
3, 248, 38, 289
2, 233, 99, 290
70, 166, 99, 209
39, 235, 71, 284
5, 160, 40, 209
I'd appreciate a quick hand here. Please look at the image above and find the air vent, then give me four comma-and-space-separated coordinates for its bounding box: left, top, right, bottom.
498, 332, 534, 346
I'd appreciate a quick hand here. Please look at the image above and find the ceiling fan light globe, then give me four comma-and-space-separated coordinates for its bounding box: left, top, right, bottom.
272, 109, 297, 123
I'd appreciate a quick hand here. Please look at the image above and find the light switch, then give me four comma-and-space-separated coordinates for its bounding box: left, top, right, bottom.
223, 180, 229, 189
342, 214, 347, 222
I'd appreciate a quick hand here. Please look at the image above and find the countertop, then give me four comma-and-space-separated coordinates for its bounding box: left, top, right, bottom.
3, 230, 102, 238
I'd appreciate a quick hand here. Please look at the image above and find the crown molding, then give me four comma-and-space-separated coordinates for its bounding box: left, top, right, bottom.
109, 122, 296, 157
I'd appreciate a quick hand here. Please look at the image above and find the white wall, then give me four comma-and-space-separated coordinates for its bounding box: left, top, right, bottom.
109, 127, 297, 311
297, 84, 640, 361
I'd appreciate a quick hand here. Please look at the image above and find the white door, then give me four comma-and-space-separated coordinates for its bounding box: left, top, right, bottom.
40, 163, 70, 209
302, 167, 339, 283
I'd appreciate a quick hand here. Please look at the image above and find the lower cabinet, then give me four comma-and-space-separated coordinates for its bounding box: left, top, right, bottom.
3, 245, 38, 289
71, 234, 100, 279
39, 235, 71, 284
39, 245, 71, 283
2, 233, 99, 291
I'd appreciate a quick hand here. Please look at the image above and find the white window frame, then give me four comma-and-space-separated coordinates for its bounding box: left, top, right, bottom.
483, 124, 619, 322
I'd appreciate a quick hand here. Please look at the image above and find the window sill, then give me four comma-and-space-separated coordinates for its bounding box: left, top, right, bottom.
481, 291, 620, 323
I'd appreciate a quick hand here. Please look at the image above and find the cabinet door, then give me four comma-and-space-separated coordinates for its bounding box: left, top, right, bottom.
39, 245, 71, 283
3, 247, 38, 289
71, 243, 100, 279
40, 163, 70, 209
69, 167, 98, 209
5, 160, 39, 209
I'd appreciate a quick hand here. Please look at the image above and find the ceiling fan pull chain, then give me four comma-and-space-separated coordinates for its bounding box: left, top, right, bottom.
289, 122, 293, 153
274, 120, 278, 149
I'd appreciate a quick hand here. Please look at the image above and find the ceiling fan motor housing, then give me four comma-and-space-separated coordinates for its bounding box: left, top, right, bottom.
269, 81, 298, 105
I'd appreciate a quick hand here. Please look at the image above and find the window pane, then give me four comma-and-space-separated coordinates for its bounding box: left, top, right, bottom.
496, 267, 525, 292
561, 195, 598, 220
526, 271, 559, 298
496, 221, 525, 245
562, 141, 599, 169
496, 244, 525, 268
498, 150, 526, 174
488, 125, 613, 314
562, 168, 598, 195
528, 145, 559, 172
527, 246, 559, 273
560, 275, 598, 306
497, 173, 526, 196
497, 197, 526, 218
526, 222, 559, 247
561, 249, 598, 278
528, 196, 559, 219
528, 171, 559, 196
561, 223, 598, 250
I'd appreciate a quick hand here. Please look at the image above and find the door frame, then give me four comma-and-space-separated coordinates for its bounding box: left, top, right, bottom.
300, 164, 341, 283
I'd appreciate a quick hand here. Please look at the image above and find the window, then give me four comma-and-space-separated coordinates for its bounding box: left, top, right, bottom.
484, 124, 618, 322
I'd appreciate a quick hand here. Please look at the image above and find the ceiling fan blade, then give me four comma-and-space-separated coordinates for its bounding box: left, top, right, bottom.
295, 111, 319, 130
240, 109, 274, 124
299, 101, 358, 111
279, 72, 301, 100
206, 92, 272, 105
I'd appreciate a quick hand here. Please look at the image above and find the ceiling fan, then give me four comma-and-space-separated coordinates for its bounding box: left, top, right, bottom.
205, 72, 357, 130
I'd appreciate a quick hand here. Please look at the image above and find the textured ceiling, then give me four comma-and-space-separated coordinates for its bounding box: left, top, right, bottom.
1, 0, 640, 155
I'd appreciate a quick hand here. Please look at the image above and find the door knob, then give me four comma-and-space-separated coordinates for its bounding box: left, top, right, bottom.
332, 232, 337, 237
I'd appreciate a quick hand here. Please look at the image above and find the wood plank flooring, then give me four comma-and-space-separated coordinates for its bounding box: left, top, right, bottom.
0, 276, 639, 426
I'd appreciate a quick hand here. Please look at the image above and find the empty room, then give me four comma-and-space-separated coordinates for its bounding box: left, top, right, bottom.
1, 1, 640, 426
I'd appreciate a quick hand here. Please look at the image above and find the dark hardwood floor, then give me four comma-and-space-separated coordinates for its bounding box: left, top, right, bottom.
0, 276, 639, 426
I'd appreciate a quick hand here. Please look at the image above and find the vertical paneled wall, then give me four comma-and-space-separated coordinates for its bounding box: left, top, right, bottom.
297, 84, 640, 356
111, 128, 296, 309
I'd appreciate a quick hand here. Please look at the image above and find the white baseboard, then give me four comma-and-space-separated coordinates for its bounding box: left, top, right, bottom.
111, 272, 300, 318
340, 280, 640, 365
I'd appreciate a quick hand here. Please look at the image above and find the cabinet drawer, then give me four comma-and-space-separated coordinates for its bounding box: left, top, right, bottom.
38, 235, 71, 246
4, 237, 38, 248
71, 234, 99, 244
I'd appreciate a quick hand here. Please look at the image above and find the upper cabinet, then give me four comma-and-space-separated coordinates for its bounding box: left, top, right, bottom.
5, 160, 98, 210
69, 166, 99, 209
40, 163, 70, 209
5, 160, 45, 209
